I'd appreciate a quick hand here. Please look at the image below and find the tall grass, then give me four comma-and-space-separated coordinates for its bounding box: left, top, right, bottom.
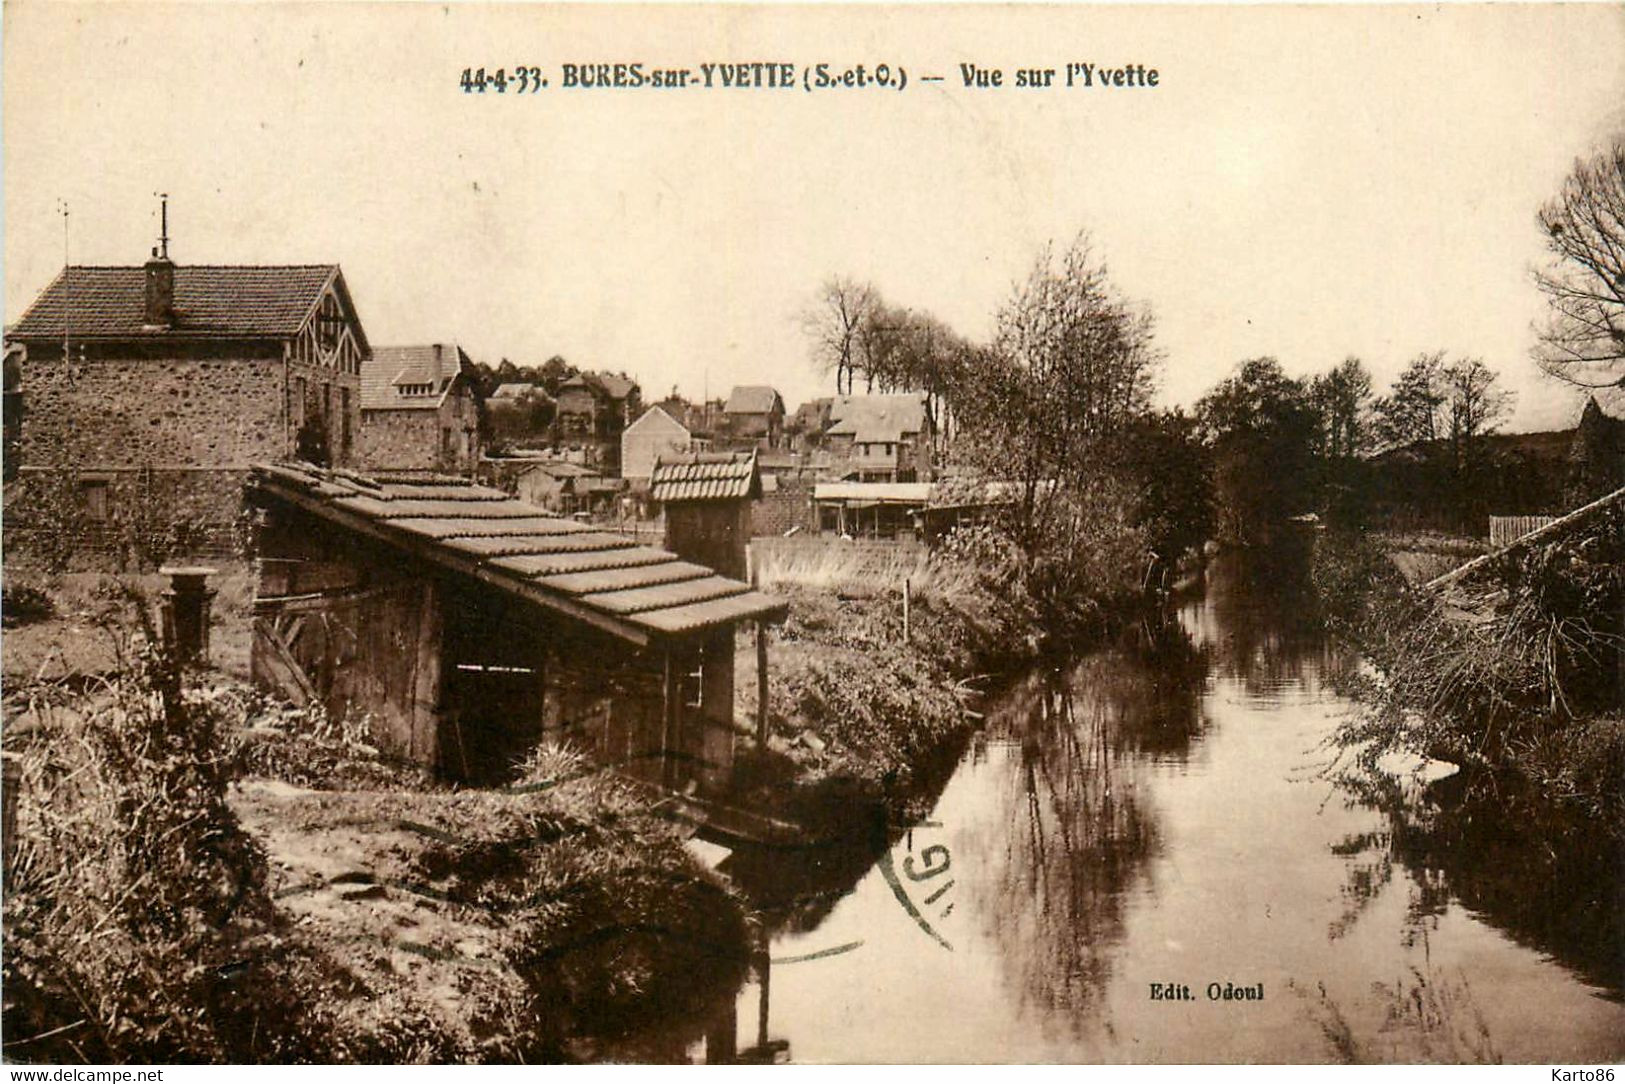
750, 538, 982, 602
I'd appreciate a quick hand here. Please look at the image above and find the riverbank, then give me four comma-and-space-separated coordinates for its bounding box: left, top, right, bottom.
1310, 518, 1625, 837
726, 537, 1132, 830
0, 574, 751, 1063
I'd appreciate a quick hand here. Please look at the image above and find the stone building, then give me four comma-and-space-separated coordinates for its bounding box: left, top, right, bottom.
4, 247, 369, 559
358, 343, 481, 475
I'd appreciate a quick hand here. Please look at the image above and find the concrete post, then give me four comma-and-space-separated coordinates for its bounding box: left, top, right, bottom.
159, 565, 218, 663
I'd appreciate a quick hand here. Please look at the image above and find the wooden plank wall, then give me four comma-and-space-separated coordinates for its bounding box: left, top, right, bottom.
1489, 515, 1557, 549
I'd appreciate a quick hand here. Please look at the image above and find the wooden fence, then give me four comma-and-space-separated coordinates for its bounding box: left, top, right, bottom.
1489, 515, 1557, 549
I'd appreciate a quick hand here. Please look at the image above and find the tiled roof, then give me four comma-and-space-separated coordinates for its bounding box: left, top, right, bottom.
361, 344, 470, 411
249, 462, 785, 643
9, 264, 341, 341
724, 385, 783, 415
650, 451, 761, 503
825, 393, 928, 444
560, 371, 636, 401
490, 382, 547, 401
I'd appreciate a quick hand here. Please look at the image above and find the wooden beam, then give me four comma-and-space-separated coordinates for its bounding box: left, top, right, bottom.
1425, 484, 1625, 592
756, 621, 769, 747
662, 649, 680, 791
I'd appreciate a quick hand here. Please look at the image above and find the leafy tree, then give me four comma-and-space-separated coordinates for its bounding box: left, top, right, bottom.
1195, 357, 1318, 543
1533, 138, 1625, 389
1374, 351, 1448, 449
1310, 356, 1374, 459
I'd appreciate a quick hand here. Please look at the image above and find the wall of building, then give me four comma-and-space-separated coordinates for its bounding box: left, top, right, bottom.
664, 501, 751, 581
622, 413, 691, 482
7, 339, 361, 559
358, 410, 439, 471
4, 466, 251, 569
751, 478, 813, 537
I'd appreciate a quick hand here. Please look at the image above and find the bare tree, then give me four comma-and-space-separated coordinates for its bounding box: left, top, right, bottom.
1442, 356, 1514, 469
957, 233, 1161, 548
1533, 138, 1625, 388
800, 276, 877, 396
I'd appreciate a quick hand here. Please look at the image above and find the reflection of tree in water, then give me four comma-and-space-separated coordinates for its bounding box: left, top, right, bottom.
1187, 542, 1358, 698
973, 624, 1208, 1028
1327, 770, 1625, 998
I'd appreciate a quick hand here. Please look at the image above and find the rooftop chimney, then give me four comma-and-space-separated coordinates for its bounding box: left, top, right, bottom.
143, 194, 174, 329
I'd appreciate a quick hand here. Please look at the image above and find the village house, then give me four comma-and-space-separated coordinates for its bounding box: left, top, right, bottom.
358, 343, 482, 475
511, 459, 599, 513
555, 371, 640, 470
3, 232, 368, 556
621, 405, 693, 485
786, 397, 833, 454
721, 385, 786, 450
822, 393, 933, 483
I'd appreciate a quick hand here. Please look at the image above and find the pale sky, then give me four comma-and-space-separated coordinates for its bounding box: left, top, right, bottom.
6, 3, 1624, 431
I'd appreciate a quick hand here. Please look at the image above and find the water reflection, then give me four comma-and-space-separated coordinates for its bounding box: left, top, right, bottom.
1330, 770, 1625, 997
610, 544, 1624, 1063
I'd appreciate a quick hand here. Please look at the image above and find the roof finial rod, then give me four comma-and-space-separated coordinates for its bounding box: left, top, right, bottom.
156, 191, 170, 259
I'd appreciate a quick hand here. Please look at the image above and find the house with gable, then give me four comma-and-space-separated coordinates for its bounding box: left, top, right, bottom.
722, 385, 785, 450
823, 392, 933, 483
3, 233, 370, 557
554, 370, 641, 470
358, 343, 482, 475
621, 405, 693, 485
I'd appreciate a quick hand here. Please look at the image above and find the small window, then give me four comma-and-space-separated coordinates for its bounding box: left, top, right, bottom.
80, 479, 110, 521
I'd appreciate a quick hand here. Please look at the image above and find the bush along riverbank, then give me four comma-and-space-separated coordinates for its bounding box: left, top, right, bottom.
730, 523, 1160, 831
1, 632, 750, 1063
1309, 507, 1625, 838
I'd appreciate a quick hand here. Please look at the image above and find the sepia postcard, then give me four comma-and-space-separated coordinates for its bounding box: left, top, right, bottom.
2, 1, 1622, 1070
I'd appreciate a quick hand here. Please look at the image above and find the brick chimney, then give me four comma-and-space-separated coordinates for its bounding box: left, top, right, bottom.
144, 249, 175, 328
144, 194, 174, 329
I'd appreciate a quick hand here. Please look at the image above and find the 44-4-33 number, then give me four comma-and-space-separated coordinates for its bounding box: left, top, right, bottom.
460, 67, 545, 93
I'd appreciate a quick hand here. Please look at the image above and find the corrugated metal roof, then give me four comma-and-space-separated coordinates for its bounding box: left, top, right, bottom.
249, 462, 785, 642
813, 481, 935, 504
650, 451, 760, 503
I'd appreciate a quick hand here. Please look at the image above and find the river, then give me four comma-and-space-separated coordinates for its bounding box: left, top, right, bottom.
645, 545, 1625, 1063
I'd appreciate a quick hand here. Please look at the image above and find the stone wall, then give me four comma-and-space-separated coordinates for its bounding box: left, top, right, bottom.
358, 409, 439, 472
358, 397, 481, 475
15, 340, 359, 470
5, 339, 360, 563
4, 467, 252, 570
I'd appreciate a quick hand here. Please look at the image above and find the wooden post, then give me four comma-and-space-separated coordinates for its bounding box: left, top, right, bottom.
756, 622, 769, 748
903, 577, 911, 643
756, 945, 771, 1049
411, 580, 443, 768
662, 649, 680, 790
